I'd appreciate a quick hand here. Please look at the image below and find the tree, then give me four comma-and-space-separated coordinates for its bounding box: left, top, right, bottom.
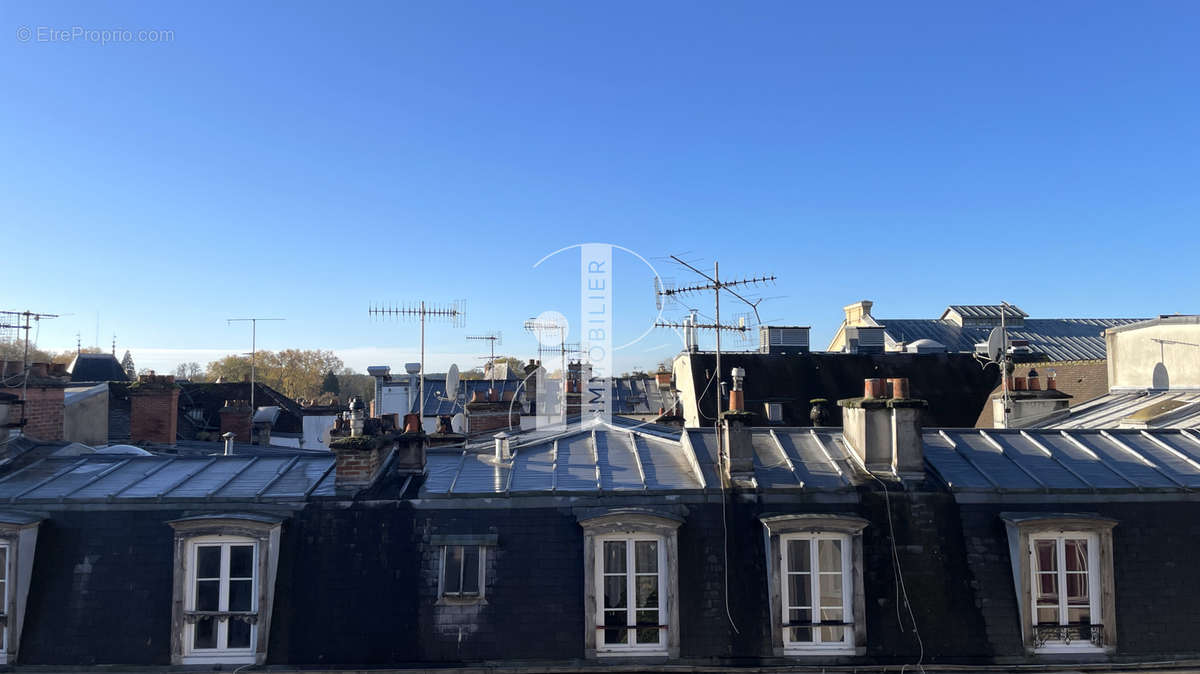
204, 349, 345, 400
121, 350, 136, 379
321, 370, 341, 395
173, 362, 203, 380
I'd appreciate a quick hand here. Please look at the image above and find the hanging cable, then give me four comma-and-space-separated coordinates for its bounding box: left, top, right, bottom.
869, 471, 925, 673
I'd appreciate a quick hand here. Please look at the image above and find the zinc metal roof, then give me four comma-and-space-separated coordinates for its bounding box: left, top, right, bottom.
1040, 390, 1200, 430
880, 318, 1142, 361
923, 428, 1200, 492
0, 455, 335, 503
945, 304, 1029, 320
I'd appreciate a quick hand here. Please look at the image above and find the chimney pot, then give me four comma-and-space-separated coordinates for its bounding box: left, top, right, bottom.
863, 378, 886, 399
403, 413, 422, 433
1013, 376, 1027, 391
1047, 369, 1057, 390
888, 377, 910, 400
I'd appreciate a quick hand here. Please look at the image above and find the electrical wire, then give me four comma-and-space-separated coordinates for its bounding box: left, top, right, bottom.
717, 416, 740, 636
869, 471, 925, 674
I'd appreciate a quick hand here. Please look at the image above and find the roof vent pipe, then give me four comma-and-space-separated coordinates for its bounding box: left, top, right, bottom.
729, 367, 746, 412
222, 431, 235, 456
494, 431, 513, 461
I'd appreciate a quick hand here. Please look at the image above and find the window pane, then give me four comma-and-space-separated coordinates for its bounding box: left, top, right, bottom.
0, 547, 7, 581
196, 546, 221, 579
1036, 573, 1059, 601
461, 546, 481, 595
636, 576, 658, 609
1067, 606, 1091, 624
788, 608, 812, 642
818, 539, 842, 573
1065, 539, 1088, 572
604, 575, 627, 609
1034, 540, 1057, 573
787, 573, 811, 608
820, 607, 844, 625
636, 610, 660, 643
635, 540, 657, 573
603, 610, 628, 644
1066, 573, 1089, 602
193, 616, 216, 649
819, 573, 842, 608
443, 546, 463, 594
230, 545, 254, 578
821, 625, 846, 643
1036, 606, 1059, 624
229, 579, 253, 612
787, 539, 810, 573
227, 617, 252, 649
196, 580, 219, 612
603, 541, 626, 573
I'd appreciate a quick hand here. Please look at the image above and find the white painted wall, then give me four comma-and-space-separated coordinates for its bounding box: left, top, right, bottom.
1107, 318, 1200, 390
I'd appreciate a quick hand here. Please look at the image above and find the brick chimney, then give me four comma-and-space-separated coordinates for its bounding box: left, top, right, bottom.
328, 395, 426, 487
721, 367, 756, 489
992, 369, 1072, 429
465, 390, 519, 434
523, 359, 540, 415
220, 400, 253, 443
838, 378, 926, 480
129, 374, 180, 445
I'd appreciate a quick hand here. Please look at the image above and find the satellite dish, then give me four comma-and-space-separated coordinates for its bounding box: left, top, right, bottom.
451, 412, 465, 433
986, 327, 1006, 362
446, 364, 460, 400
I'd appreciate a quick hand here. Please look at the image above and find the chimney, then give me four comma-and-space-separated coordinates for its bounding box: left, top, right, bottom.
1046, 369, 1057, 390
655, 366, 672, 392
992, 370, 1072, 429
843, 300, 874, 325
220, 400, 253, 442
349, 395, 366, 437
222, 431, 236, 456
129, 374, 179, 445
1027, 368, 1041, 391
838, 378, 926, 480
524, 359, 541, 415
466, 389, 519, 435
393, 411, 428, 475
721, 367, 756, 489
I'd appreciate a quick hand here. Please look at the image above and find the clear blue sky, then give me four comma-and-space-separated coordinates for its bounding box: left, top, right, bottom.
3, 1, 1197, 374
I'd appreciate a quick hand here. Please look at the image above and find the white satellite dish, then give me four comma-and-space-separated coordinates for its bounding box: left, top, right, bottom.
985, 327, 1006, 362
446, 364, 460, 400
451, 412, 465, 433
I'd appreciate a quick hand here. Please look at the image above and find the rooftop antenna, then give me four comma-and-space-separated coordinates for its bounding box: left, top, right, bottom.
467, 332, 503, 383
524, 317, 579, 387
0, 309, 61, 437
112, 333, 117, 356
369, 300, 466, 424
654, 255, 775, 416
974, 301, 1016, 427
226, 317, 285, 412
77, 332, 82, 356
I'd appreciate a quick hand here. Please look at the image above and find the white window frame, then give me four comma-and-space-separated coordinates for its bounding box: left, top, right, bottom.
780, 532, 855, 654
1001, 513, 1116, 654
594, 533, 668, 654
1029, 531, 1102, 653
760, 514, 868, 658
579, 509, 682, 659
438, 544, 487, 601
182, 536, 259, 664
168, 513, 283, 666
0, 512, 42, 666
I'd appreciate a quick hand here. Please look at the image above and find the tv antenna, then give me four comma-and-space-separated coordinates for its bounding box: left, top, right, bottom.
653, 255, 775, 413
973, 301, 1020, 428
467, 332, 503, 382
0, 309, 61, 437
524, 317, 580, 388
226, 317, 285, 412
370, 300, 466, 424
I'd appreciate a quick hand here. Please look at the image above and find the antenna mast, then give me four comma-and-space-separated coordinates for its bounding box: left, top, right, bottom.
524, 318, 580, 391
0, 309, 61, 437
226, 317, 285, 412
467, 332, 503, 383
369, 301, 465, 421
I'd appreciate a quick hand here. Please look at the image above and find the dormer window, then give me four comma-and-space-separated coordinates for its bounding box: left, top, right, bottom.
0, 512, 42, 665
168, 513, 284, 666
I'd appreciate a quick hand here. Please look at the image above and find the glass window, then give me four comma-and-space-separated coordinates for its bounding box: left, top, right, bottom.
441, 545, 484, 598
782, 534, 853, 650
1030, 533, 1101, 649
186, 540, 257, 655
597, 536, 665, 651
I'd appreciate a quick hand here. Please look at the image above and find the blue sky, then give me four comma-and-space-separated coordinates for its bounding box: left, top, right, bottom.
2, 1, 1197, 374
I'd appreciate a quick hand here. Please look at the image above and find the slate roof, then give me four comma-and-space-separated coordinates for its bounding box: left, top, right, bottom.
611, 377, 674, 415
923, 428, 1200, 493
880, 318, 1142, 361
0, 454, 335, 503
178, 382, 305, 435
414, 377, 672, 417
1038, 390, 1200, 429
66, 353, 129, 382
